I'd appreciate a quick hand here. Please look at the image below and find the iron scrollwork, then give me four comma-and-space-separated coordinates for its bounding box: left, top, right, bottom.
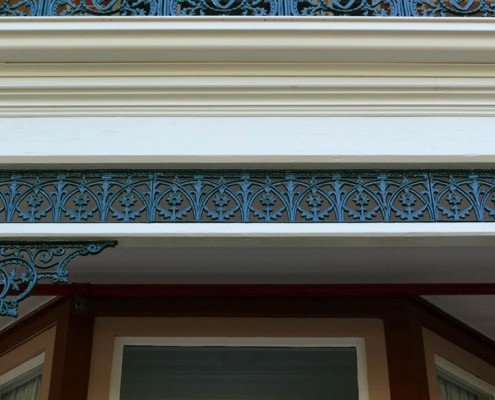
411, 0, 495, 16
171, 0, 276, 16
0, 170, 493, 223
2, 0, 495, 14
290, 0, 400, 16
0, 0, 40, 16
0, 241, 116, 317
46, 0, 161, 15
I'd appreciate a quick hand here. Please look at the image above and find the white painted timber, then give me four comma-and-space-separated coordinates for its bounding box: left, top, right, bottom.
1, 18, 495, 64
0, 116, 494, 167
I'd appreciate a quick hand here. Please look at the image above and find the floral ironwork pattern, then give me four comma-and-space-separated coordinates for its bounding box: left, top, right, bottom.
2, 0, 494, 14
0, 171, 492, 223
0, 241, 116, 317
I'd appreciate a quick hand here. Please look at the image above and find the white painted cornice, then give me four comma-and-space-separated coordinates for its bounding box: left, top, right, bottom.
1, 62, 495, 117
1, 18, 495, 116
1, 18, 495, 117
1, 17, 495, 63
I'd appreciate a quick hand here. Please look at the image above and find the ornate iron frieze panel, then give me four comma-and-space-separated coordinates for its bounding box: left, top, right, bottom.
0, 171, 493, 223
0, 241, 116, 317
2, 0, 494, 14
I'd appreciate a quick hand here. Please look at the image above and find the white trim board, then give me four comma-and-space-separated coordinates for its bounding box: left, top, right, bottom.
109, 337, 368, 400
2, 223, 495, 248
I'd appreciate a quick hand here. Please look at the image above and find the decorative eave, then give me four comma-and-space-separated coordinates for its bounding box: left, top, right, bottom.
1, 17, 495, 64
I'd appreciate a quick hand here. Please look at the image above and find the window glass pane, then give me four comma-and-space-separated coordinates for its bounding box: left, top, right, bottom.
120, 346, 359, 400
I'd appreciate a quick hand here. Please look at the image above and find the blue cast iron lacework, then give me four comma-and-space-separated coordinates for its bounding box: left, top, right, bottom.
0, 171, 494, 222
0, 241, 116, 317
1, 0, 495, 16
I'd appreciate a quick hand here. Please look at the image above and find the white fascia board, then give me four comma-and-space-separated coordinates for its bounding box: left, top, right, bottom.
1, 17, 495, 63
0, 116, 494, 167
1, 223, 495, 248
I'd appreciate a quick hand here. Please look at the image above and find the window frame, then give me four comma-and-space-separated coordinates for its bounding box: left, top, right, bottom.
435, 355, 495, 400
0, 353, 44, 397
109, 336, 368, 400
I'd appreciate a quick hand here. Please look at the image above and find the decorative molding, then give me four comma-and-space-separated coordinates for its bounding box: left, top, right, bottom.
1, 19, 495, 117
0, 241, 116, 317
0, 171, 492, 223
2, 62, 495, 117
1, 0, 495, 16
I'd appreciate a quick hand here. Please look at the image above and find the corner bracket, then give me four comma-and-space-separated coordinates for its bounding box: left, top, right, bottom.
0, 241, 117, 317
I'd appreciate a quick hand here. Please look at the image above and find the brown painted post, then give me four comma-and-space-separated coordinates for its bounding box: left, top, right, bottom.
384, 299, 431, 400
48, 296, 95, 400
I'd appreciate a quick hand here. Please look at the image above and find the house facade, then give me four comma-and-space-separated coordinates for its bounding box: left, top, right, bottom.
0, 5, 494, 400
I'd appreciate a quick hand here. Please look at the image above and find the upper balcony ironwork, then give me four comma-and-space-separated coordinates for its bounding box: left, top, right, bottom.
1, 0, 494, 17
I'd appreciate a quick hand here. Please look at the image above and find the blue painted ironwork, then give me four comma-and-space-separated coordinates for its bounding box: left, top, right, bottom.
172, 0, 277, 16
0, 0, 40, 15
1, 0, 494, 15
0, 170, 492, 223
46, 0, 161, 16
0, 241, 116, 317
291, 0, 400, 16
